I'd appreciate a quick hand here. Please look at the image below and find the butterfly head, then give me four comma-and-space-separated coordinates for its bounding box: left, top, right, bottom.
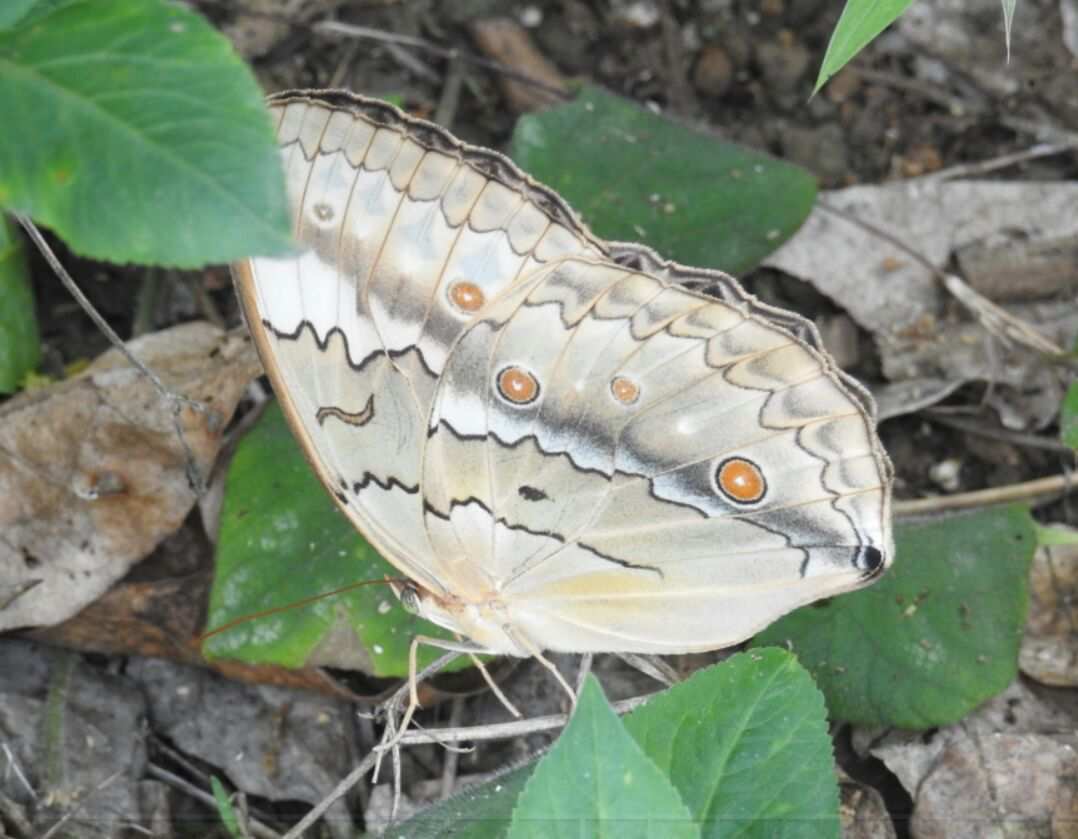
388, 578, 532, 657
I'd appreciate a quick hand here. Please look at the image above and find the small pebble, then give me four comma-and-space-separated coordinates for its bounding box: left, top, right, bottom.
929, 458, 962, 492
693, 44, 734, 97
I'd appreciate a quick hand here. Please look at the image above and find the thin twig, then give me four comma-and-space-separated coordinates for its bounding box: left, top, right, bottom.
434, 50, 465, 130
815, 201, 942, 278
926, 141, 1078, 182
616, 652, 680, 686
281, 752, 377, 839
0, 579, 42, 612
311, 20, 570, 101
925, 411, 1073, 454
286, 688, 655, 837
894, 472, 1077, 517
131, 270, 160, 337
0, 789, 33, 837
15, 215, 209, 494
146, 763, 281, 839
851, 66, 1078, 149
381, 39, 442, 83
184, 273, 228, 330
1, 741, 36, 800
394, 694, 655, 747
154, 733, 285, 832
328, 38, 361, 88
39, 769, 125, 839
438, 698, 465, 801
998, 114, 1078, 148
852, 67, 977, 115
815, 202, 1067, 361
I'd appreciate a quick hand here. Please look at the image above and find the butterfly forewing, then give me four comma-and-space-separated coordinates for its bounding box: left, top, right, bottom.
234, 91, 603, 596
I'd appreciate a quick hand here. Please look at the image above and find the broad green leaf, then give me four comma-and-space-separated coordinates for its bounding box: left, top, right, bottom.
510, 86, 816, 275
388, 651, 839, 838
0, 0, 292, 267
814, 0, 918, 95
1061, 381, 1078, 450
509, 677, 697, 839
0, 217, 40, 392
384, 765, 533, 839
625, 649, 839, 839
204, 402, 462, 677
0, 0, 48, 28
754, 506, 1037, 728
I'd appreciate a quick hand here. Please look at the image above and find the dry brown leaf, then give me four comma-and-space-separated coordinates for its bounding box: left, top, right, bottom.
468, 17, 570, 112
868, 680, 1078, 838
764, 180, 1078, 427
1021, 527, 1078, 687
840, 770, 897, 839
0, 322, 259, 632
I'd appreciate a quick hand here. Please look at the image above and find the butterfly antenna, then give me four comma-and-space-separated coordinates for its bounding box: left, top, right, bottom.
198, 577, 410, 643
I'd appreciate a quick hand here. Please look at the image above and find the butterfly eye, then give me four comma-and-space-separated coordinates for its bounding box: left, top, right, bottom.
398, 584, 422, 614
610, 376, 640, 405
715, 457, 767, 504
448, 280, 485, 313
496, 366, 540, 405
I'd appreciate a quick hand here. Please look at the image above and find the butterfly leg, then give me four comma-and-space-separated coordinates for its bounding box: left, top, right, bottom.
467, 652, 522, 718
616, 652, 680, 686
507, 628, 578, 710
375, 635, 491, 756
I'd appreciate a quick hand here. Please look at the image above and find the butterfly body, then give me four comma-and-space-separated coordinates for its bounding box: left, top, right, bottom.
233, 90, 894, 660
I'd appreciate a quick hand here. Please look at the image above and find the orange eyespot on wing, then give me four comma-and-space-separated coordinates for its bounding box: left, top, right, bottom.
610, 376, 640, 405
497, 366, 540, 405
715, 457, 767, 504
449, 280, 485, 313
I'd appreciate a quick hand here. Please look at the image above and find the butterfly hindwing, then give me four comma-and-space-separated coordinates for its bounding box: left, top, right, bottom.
424, 255, 893, 652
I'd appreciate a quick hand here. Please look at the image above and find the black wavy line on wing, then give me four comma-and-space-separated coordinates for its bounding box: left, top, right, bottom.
791, 422, 874, 572
261, 319, 438, 379
422, 494, 664, 579
266, 318, 879, 577
427, 418, 709, 520
351, 471, 420, 497
430, 406, 872, 577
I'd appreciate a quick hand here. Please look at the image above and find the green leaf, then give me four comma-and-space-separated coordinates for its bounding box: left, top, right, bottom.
625, 649, 839, 839
814, 0, 918, 95
0, 217, 39, 392
1035, 524, 1078, 548
204, 402, 463, 677
388, 651, 839, 838
1061, 380, 1078, 450
0, 0, 50, 29
0, 0, 293, 267
384, 764, 534, 839
508, 676, 697, 839
510, 86, 816, 275
210, 777, 243, 839
754, 505, 1037, 728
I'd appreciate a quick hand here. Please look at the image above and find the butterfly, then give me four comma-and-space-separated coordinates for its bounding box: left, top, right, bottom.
232, 89, 894, 702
